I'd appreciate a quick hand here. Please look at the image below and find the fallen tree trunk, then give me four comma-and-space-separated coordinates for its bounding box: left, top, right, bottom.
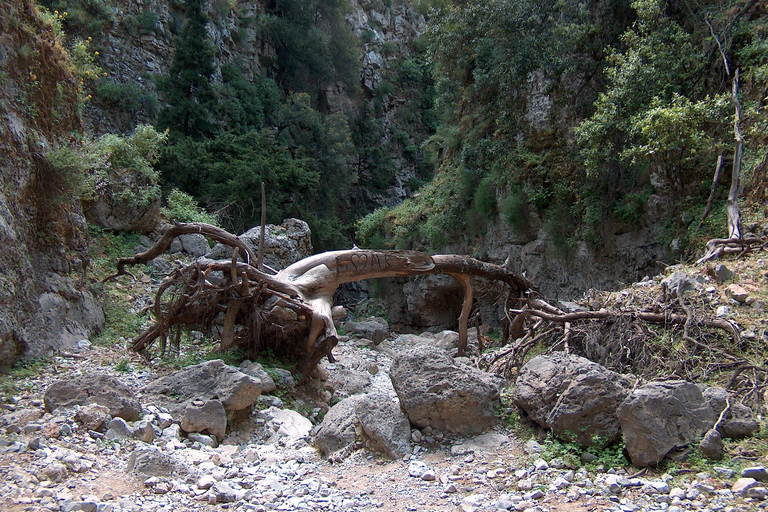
110, 223, 534, 380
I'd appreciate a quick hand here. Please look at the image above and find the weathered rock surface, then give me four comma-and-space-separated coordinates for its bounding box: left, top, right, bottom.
313, 395, 365, 458
512, 353, 632, 447
342, 317, 389, 345
141, 359, 261, 420
125, 446, 191, 478
617, 380, 716, 467
239, 360, 277, 394
327, 368, 371, 399
390, 345, 503, 434
355, 393, 411, 459
702, 386, 759, 439
180, 400, 227, 442
206, 218, 312, 271
83, 190, 160, 233
44, 373, 141, 421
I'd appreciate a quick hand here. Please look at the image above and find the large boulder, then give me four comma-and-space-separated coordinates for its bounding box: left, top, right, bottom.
44, 373, 141, 421
342, 317, 389, 344
512, 353, 633, 447
390, 345, 503, 434
313, 395, 365, 458
313, 393, 411, 460
355, 393, 411, 459
206, 218, 312, 270
141, 360, 261, 422
617, 380, 717, 467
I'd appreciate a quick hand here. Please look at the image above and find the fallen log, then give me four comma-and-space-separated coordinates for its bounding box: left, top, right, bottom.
110, 223, 534, 381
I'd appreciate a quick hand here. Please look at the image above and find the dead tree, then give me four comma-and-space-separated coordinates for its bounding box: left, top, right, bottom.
109, 222, 534, 381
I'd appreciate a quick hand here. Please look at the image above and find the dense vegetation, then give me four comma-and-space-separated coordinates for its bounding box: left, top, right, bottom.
360, 0, 768, 261
37, 0, 767, 261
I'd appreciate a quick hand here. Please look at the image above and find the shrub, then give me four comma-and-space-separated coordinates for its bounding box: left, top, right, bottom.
161, 189, 218, 225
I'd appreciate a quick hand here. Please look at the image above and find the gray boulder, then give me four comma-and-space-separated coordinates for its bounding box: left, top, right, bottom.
44, 373, 141, 421
170, 234, 210, 257
141, 359, 261, 421
206, 218, 312, 271
180, 400, 227, 441
313, 395, 365, 458
343, 317, 389, 345
328, 368, 371, 399
355, 393, 411, 459
617, 380, 716, 467
512, 353, 632, 447
125, 446, 191, 477
661, 271, 704, 296
702, 387, 759, 439
390, 345, 503, 434
239, 360, 277, 394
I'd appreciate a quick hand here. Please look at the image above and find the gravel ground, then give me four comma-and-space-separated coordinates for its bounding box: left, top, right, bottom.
2, 336, 767, 512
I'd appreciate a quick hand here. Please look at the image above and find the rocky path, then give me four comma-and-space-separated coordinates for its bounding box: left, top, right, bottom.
1, 335, 765, 512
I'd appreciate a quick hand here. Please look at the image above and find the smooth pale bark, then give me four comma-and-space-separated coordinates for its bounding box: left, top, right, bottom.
112, 224, 533, 375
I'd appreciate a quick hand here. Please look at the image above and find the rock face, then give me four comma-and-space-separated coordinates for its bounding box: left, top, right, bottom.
617, 380, 716, 467
512, 353, 633, 448
44, 373, 141, 421
384, 275, 467, 333
141, 360, 262, 422
390, 345, 503, 434
0, 1, 104, 366
206, 218, 313, 270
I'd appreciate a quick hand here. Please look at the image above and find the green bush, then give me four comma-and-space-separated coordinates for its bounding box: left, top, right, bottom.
161, 189, 218, 225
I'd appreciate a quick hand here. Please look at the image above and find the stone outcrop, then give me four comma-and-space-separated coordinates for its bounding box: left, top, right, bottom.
44, 373, 141, 421
0, 0, 104, 365
389, 345, 503, 434
512, 353, 633, 448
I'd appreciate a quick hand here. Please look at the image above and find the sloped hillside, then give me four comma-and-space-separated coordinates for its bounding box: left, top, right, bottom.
0, 0, 103, 365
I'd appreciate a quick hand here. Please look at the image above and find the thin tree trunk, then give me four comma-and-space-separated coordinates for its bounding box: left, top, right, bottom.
727, 69, 743, 240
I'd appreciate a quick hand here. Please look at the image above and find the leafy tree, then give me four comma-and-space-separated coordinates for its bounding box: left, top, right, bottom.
160, 129, 317, 232
217, 61, 281, 133
156, 0, 218, 139
276, 93, 355, 210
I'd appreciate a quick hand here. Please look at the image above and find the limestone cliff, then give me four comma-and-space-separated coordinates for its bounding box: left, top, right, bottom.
0, 0, 104, 366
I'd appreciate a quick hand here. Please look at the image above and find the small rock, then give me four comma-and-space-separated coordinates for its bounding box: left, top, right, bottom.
408, 460, 429, 478
743, 467, 768, 482
524, 439, 543, 455
714, 264, 733, 284
726, 284, 750, 303
733, 477, 758, 494
699, 428, 724, 460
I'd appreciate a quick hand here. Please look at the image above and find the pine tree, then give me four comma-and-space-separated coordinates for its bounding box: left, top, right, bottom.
156, 0, 218, 139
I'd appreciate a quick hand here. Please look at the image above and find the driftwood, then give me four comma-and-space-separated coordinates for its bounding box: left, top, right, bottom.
109, 222, 534, 381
